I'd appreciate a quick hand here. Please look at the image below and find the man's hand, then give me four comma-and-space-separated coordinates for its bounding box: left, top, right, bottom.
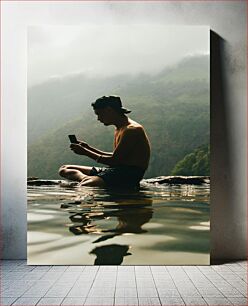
70, 143, 88, 155
78, 140, 89, 148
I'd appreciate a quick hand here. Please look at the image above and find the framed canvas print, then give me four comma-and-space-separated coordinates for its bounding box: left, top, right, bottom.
27, 25, 210, 265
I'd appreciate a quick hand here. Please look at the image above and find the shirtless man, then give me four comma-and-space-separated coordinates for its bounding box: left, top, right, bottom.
59, 96, 151, 188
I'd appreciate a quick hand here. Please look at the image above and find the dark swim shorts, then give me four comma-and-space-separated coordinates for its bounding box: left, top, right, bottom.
89, 165, 145, 188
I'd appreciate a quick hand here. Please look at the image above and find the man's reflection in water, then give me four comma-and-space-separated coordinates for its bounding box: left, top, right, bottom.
92, 207, 153, 243
68, 206, 153, 237
69, 213, 102, 235
90, 244, 131, 265
63, 194, 153, 263
67, 197, 153, 240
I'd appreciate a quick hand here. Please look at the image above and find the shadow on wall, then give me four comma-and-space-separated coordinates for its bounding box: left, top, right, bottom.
210, 31, 243, 262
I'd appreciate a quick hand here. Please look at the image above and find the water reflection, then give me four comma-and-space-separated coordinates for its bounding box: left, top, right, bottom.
27, 181, 210, 204
67, 200, 153, 243
63, 192, 153, 262
27, 182, 210, 265
147, 206, 210, 254
68, 206, 153, 243
90, 244, 131, 265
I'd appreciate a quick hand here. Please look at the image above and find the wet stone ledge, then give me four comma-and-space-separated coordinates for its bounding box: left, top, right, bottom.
144, 176, 210, 185
27, 178, 63, 186
27, 176, 210, 187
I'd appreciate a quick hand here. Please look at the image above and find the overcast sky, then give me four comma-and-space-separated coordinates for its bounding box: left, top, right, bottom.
28, 25, 209, 87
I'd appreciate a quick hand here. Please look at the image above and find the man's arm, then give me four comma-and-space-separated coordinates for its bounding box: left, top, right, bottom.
86, 145, 113, 157
86, 129, 135, 166
71, 129, 135, 166
78, 140, 112, 157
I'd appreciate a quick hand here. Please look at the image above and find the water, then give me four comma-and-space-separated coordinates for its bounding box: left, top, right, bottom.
27, 181, 210, 265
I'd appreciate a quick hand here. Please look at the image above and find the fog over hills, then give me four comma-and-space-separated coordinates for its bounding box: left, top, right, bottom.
28, 74, 132, 143
28, 55, 209, 179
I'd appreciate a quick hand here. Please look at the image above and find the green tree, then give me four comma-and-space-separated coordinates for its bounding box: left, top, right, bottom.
171, 144, 210, 176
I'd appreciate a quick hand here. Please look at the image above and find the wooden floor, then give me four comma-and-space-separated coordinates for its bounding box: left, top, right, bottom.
1, 260, 247, 305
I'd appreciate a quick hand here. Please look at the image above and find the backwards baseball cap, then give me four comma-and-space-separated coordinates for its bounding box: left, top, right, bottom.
91, 96, 131, 114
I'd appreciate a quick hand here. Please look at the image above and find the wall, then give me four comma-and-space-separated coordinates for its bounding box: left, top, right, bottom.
1, 1, 246, 260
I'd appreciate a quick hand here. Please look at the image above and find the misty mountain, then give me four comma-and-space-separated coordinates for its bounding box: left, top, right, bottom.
28, 55, 209, 179
28, 74, 132, 144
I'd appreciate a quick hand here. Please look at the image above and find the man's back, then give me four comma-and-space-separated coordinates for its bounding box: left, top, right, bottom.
114, 119, 151, 170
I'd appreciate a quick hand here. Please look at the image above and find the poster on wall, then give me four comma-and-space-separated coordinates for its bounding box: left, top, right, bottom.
27, 25, 210, 265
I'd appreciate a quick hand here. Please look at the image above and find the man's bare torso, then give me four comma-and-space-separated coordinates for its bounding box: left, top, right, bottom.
113, 119, 150, 170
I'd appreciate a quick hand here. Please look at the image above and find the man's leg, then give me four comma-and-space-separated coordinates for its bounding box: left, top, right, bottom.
58, 165, 105, 187
79, 176, 105, 187
59, 165, 93, 176
59, 167, 87, 182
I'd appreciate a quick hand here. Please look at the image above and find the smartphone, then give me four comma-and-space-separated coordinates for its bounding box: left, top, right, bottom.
68, 135, 79, 144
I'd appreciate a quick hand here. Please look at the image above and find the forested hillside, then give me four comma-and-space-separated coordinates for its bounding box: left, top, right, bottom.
28, 55, 210, 179
171, 144, 210, 176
